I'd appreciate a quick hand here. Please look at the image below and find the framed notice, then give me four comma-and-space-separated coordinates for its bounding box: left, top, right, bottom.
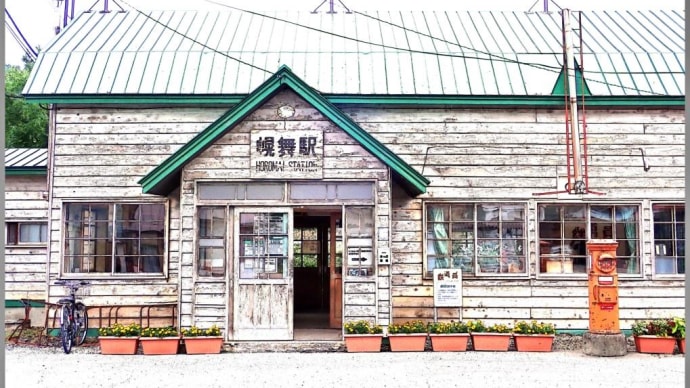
433, 269, 462, 307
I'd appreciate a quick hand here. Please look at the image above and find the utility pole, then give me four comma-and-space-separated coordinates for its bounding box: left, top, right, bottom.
311, 0, 352, 14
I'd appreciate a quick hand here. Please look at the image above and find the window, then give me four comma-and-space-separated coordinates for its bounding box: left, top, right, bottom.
538, 204, 640, 275
63, 203, 165, 275
197, 207, 226, 277
294, 227, 319, 268
6, 222, 48, 245
345, 207, 374, 277
238, 212, 289, 279
652, 204, 684, 275
425, 203, 527, 278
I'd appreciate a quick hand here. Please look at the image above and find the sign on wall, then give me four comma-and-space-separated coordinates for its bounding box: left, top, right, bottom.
433, 268, 462, 307
250, 130, 323, 179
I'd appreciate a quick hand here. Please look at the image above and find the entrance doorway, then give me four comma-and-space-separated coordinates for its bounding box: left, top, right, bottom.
293, 210, 342, 340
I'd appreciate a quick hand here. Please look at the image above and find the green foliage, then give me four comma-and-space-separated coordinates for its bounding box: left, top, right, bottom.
631, 319, 672, 337
344, 320, 383, 335
466, 319, 512, 333
387, 320, 427, 334
513, 320, 556, 335
427, 320, 469, 334
181, 324, 222, 337
5, 60, 48, 148
98, 322, 141, 337
671, 317, 685, 339
140, 326, 179, 338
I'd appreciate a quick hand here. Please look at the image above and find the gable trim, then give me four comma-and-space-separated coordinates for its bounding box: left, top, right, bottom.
138, 66, 430, 196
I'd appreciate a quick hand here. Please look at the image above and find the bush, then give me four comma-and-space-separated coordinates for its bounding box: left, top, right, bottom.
344, 320, 383, 335
427, 321, 469, 334
513, 320, 556, 335
140, 326, 179, 338
98, 322, 141, 337
387, 320, 427, 334
181, 325, 221, 337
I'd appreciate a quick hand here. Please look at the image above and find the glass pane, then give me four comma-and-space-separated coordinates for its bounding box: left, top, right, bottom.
336, 183, 374, 200
198, 183, 239, 200
451, 205, 473, 221
246, 184, 284, 200
478, 204, 499, 221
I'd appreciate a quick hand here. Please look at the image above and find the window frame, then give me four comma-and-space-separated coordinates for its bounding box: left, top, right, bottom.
196, 206, 228, 278
651, 202, 685, 277
61, 201, 168, 278
6, 221, 48, 246
536, 202, 642, 278
423, 202, 528, 279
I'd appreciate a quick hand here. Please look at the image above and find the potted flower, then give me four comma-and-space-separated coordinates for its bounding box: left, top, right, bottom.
468, 320, 512, 351
139, 326, 180, 355
343, 319, 384, 352
97, 322, 141, 355
181, 324, 223, 354
512, 320, 556, 352
387, 320, 428, 352
427, 320, 470, 352
670, 316, 685, 354
631, 319, 675, 354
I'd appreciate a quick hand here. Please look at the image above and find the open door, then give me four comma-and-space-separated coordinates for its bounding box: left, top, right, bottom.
328, 212, 342, 328
232, 208, 293, 340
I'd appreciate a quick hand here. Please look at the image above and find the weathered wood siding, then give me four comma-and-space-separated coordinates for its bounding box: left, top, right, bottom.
47, 107, 224, 307
369, 107, 685, 329
182, 89, 390, 331
5, 175, 48, 300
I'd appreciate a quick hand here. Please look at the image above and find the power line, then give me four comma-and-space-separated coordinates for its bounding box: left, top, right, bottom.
5, 9, 38, 61
117, 0, 272, 75
200, 1, 668, 95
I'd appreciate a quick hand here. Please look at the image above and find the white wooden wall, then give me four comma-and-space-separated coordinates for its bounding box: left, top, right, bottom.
182, 89, 390, 330
46, 103, 684, 332
358, 107, 686, 330
5, 175, 48, 300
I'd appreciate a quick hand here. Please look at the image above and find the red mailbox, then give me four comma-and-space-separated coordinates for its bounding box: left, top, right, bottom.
587, 240, 620, 334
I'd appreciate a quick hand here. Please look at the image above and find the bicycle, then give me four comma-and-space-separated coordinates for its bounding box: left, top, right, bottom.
54, 280, 90, 354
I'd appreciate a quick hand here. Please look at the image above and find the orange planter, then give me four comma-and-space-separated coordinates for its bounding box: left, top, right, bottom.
388, 334, 427, 352
98, 337, 139, 355
634, 336, 676, 354
470, 333, 511, 351
140, 337, 180, 355
183, 336, 223, 354
344, 335, 383, 352
513, 334, 555, 352
429, 334, 470, 352
678, 338, 685, 354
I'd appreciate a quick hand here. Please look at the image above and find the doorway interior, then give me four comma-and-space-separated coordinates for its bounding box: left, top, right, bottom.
293, 209, 342, 340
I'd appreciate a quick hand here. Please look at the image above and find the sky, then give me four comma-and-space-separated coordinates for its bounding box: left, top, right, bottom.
3, 0, 685, 66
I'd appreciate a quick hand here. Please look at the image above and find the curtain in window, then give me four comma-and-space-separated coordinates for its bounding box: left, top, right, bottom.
617, 206, 637, 273
430, 207, 449, 268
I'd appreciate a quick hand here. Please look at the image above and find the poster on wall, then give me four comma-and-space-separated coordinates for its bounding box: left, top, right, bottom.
433, 268, 462, 307
251, 130, 323, 179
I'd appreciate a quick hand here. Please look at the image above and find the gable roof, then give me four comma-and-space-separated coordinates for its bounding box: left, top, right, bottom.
23, 9, 684, 101
138, 65, 430, 196
5, 148, 48, 175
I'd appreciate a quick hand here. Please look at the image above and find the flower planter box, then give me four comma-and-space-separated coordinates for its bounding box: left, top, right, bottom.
470, 333, 511, 351
140, 337, 180, 355
678, 338, 685, 354
633, 336, 676, 354
429, 333, 470, 352
183, 336, 223, 354
98, 337, 139, 355
513, 334, 555, 352
344, 334, 383, 352
387, 334, 427, 352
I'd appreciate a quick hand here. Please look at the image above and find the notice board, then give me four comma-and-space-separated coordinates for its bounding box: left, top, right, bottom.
433, 268, 462, 307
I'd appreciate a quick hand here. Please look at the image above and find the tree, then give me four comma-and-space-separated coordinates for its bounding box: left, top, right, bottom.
5, 56, 48, 148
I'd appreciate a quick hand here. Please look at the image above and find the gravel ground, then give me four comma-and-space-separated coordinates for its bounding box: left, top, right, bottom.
5, 338, 685, 388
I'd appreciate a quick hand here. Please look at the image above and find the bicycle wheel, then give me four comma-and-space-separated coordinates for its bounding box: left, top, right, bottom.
60, 305, 73, 354
74, 302, 89, 345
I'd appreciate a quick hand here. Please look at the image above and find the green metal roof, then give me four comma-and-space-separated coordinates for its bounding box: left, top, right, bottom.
138, 65, 430, 196
23, 9, 685, 100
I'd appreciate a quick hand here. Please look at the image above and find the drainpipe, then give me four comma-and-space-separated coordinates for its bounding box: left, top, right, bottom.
563, 9, 584, 193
